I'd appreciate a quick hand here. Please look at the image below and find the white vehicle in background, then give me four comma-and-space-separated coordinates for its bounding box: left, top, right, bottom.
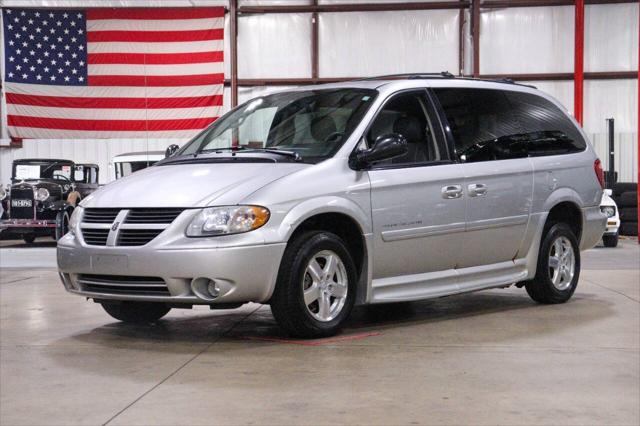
112, 151, 165, 181
600, 189, 620, 247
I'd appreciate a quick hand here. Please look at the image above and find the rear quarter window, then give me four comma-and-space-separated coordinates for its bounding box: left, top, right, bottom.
505, 91, 587, 156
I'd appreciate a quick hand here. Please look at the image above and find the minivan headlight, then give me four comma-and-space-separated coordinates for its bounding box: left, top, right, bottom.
69, 206, 83, 235
600, 206, 616, 218
186, 205, 270, 237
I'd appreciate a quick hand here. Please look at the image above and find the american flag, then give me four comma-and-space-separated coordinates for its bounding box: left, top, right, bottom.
2, 7, 225, 139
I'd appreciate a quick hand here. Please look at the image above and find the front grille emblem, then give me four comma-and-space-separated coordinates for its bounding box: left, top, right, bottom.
111, 221, 120, 231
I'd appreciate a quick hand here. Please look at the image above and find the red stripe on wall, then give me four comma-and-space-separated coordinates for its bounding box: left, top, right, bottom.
87, 29, 224, 43
88, 51, 224, 65
86, 8, 225, 20
8, 115, 217, 131
6, 93, 223, 109
87, 73, 225, 87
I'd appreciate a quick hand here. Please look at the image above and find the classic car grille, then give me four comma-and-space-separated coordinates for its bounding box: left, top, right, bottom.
80, 208, 185, 246
9, 187, 34, 219
76, 274, 170, 296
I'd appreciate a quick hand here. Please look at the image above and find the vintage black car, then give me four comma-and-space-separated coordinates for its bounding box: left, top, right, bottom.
0, 159, 99, 243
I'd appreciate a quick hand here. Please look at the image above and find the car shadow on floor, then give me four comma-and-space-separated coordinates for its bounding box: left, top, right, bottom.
58, 288, 614, 355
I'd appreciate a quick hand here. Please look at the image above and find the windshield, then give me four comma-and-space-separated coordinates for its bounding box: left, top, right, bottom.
12, 162, 73, 181
178, 88, 377, 162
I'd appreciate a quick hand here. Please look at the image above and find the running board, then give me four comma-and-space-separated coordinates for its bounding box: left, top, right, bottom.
370, 260, 529, 303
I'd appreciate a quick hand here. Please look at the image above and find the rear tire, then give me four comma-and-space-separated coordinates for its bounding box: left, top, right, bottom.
22, 234, 36, 244
101, 301, 170, 323
602, 233, 619, 248
526, 223, 580, 304
270, 231, 357, 338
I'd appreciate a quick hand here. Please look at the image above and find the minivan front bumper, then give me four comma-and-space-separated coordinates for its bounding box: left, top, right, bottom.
57, 234, 286, 305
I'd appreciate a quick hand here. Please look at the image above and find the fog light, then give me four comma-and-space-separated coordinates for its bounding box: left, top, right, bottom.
208, 280, 220, 298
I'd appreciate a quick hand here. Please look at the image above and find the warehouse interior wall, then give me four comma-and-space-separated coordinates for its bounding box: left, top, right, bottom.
0, 0, 638, 184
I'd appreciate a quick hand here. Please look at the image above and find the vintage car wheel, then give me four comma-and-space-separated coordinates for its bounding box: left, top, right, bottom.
101, 301, 171, 323
23, 234, 36, 244
55, 211, 70, 240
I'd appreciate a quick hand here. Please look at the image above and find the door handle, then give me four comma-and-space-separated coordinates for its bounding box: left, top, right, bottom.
468, 183, 488, 197
441, 185, 463, 199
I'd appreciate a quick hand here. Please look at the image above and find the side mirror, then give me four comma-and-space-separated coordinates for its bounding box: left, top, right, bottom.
165, 144, 180, 158
350, 133, 408, 169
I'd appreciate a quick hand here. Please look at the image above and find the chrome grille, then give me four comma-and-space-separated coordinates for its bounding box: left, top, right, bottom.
83, 208, 120, 223
80, 208, 185, 246
125, 208, 185, 224
81, 229, 110, 245
117, 229, 164, 246
76, 274, 169, 296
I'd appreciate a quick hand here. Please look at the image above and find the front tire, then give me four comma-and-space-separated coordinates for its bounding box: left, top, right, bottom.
101, 301, 170, 323
602, 233, 619, 248
55, 210, 70, 241
270, 231, 357, 338
526, 223, 580, 304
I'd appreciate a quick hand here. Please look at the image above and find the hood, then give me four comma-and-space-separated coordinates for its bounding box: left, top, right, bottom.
81, 162, 309, 208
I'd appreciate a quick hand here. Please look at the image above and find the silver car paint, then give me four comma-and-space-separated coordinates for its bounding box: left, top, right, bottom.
58, 78, 606, 306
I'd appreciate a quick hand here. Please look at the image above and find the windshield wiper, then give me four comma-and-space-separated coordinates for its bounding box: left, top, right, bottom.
245, 147, 301, 161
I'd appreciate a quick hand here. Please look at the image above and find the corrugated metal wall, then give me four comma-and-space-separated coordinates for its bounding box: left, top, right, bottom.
0, 0, 638, 184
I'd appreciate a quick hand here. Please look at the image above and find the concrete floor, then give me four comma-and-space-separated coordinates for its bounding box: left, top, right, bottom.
1, 240, 638, 425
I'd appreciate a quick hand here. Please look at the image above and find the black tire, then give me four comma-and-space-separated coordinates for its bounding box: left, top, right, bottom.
101, 301, 170, 323
619, 207, 638, 222
602, 233, 619, 248
525, 223, 581, 304
620, 221, 638, 237
619, 191, 638, 208
613, 182, 637, 197
22, 234, 36, 244
270, 231, 357, 338
55, 210, 70, 241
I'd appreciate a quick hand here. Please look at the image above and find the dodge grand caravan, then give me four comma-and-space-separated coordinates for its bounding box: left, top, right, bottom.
58, 75, 607, 337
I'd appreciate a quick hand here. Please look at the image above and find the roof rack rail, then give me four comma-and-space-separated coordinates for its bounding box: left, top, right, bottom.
359, 71, 456, 81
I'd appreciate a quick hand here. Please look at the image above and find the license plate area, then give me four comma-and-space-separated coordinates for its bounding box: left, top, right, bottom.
11, 199, 32, 208
90, 254, 129, 270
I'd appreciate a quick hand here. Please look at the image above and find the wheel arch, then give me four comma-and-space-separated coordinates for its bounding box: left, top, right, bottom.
277, 198, 372, 305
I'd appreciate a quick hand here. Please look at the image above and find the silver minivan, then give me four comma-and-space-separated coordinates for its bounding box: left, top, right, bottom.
58, 76, 607, 337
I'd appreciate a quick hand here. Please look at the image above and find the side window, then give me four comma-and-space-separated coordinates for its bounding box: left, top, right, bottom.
433, 88, 526, 162
367, 91, 441, 166
505, 91, 586, 156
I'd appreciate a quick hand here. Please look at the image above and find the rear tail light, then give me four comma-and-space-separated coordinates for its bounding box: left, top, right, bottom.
594, 159, 605, 189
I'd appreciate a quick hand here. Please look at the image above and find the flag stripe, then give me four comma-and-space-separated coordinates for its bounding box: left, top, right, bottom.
87, 40, 224, 54
87, 29, 224, 43
86, 8, 225, 20
4, 82, 223, 98
88, 62, 224, 76
8, 115, 217, 131
86, 17, 224, 32
6, 92, 223, 109
88, 51, 223, 65
7, 104, 224, 120
6, 127, 200, 139
88, 73, 225, 87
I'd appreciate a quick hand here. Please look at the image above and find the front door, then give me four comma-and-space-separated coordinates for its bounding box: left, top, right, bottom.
366, 90, 466, 279
432, 87, 533, 268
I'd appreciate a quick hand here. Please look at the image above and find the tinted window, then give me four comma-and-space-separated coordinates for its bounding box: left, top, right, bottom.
366, 91, 442, 165
433, 88, 524, 162
434, 88, 586, 163
505, 91, 586, 156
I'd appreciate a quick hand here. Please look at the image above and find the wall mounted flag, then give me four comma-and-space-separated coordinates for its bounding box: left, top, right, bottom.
2, 7, 225, 139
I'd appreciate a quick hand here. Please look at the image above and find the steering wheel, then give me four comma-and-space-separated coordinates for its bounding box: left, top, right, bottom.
323, 132, 344, 144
